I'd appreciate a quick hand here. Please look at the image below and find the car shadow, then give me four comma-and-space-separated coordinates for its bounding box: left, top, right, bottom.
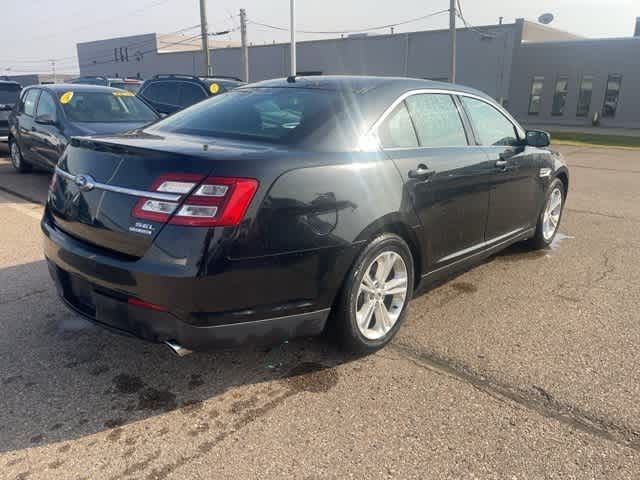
0, 259, 354, 454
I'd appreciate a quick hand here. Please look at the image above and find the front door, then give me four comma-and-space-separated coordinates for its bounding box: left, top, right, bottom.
15, 88, 41, 164
376, 93, 492, 271
31, 90, 66, 169
460, 96, 540, 240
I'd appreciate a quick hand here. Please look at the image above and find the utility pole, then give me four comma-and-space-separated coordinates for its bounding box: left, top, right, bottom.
449, 0, 456, 83
199, 0, 212, 75
290, 0, 296, 76
240, 8, 249, 82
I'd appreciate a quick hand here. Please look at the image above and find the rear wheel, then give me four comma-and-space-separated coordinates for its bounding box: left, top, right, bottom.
528, 178, 565, 249
9, 139, 31, 173
334, 233, 414, 354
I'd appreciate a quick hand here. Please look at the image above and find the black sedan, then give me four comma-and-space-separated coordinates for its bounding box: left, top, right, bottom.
42, 76, 568, 355
8, 84, 159, 173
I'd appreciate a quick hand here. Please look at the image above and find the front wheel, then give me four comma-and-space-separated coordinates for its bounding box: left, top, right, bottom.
528, 178, 565, 249
334, 233, 414, 354
9, 139, 31, 173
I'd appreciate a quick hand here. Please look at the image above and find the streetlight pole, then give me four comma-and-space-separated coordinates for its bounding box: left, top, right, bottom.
240, 8, 249, 82
449, 0, 456, 83
199, 0, 212, 75
290, 0, 296, 76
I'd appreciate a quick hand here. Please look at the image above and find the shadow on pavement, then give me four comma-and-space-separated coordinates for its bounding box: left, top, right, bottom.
0, 259, 352, 454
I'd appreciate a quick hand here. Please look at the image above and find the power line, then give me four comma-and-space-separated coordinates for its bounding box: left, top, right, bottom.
247, 9, 450, 35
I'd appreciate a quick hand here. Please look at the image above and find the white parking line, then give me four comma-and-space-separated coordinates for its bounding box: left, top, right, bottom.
0, 191, 44, 221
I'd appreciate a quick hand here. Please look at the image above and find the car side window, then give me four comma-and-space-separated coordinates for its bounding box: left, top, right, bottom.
35, 91, 57, 121
377, 102, 418, 148
461, 97, 519, 146
404, 94, 468, 147
143, 82, 178, 106
23, 89, 40, 117
178, 83, 207, 107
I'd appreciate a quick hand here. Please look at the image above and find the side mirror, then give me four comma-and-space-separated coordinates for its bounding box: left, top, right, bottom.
35, 114, 57, 126
526, 130, 551, 148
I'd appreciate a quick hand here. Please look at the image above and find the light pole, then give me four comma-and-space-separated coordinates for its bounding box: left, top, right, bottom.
290, 0, 296, 76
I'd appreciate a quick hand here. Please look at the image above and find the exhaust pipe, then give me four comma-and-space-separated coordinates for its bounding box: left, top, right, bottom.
165, 340, 193, 357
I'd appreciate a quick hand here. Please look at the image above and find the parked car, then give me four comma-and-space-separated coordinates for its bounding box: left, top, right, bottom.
0, 80, 21, 142
137, 74, 245, 115
71, 76, 144, 94
43, 76, 568, 355
8, 84, 159, 173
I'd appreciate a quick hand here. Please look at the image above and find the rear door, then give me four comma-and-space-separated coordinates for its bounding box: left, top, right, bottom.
460, 96, 539, 240
31, 90, 66, 170
377, 92, 492, 270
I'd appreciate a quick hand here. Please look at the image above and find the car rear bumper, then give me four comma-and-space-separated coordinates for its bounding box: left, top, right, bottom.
42, 214, 338, 350
47, 258, 329, 350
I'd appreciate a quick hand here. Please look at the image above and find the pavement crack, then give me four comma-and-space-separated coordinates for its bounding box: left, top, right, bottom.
390, 342, 640, 451
566, 208, 626, 220
0, 288, 49, 306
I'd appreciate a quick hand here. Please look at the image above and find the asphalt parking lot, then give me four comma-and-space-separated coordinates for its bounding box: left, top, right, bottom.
1, 143, 640, 479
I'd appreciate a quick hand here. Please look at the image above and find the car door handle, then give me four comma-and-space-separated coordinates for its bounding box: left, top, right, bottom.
408, 165, 433, 180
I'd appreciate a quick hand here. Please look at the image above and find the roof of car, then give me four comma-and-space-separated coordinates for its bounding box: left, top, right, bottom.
244, 75, 490, 99
0, 80, 21, 86
29, 83, 130, 94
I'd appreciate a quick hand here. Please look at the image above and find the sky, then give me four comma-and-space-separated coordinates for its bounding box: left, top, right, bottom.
1, 0, 639, 75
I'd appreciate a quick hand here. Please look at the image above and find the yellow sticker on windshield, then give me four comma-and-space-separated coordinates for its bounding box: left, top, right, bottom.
209, 83, 220, 94
113, 90, 134, 96
59, 91, 74, 104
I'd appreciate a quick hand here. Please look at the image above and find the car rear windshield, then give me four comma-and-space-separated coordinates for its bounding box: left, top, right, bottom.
61, 91, 158, 123
149, 87, 346, 144
0, 84, 21, 105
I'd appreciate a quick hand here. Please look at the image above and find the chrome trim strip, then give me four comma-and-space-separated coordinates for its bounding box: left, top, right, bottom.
437, 228, 525, 264
368, 88, 526, 140
0, 136, 8, 142
54, 167, 182, 202
423, 228, 535, 279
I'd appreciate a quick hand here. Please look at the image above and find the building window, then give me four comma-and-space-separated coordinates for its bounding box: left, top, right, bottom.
602, 74, 622, 118
551, 75, 569, 116
528, 76, 544, 115
576, 75, 593, 117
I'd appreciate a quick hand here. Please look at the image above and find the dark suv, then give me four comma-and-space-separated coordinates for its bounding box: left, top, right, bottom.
138, 74, 244, 115
0, 80, 21, 142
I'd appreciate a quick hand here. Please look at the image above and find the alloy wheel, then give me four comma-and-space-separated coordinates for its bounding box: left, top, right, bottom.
355, 251, 408, 340
542, 187, 562, 241
10, 142, 21, 169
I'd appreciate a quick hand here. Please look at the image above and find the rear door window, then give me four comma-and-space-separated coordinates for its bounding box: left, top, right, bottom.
142, 82, 178, 106
23, 89, 41, 116
0, 83, 21, 106
404, 94, 468, 147
178, 83, 207, 107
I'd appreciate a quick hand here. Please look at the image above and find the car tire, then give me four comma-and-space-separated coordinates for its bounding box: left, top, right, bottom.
334, 233, 414, 354
9, 139, 31, 173
527, 178, 565, 250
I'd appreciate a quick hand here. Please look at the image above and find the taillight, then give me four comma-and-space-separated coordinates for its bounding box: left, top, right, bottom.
132, 174, 258, 227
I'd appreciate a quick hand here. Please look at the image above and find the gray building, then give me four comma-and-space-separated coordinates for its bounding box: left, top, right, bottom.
77, 18, 640, 129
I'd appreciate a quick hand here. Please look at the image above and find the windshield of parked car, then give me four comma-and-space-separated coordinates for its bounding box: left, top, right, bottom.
0, 83, 21, 105
60, 91, 158, 123
149, 87, 347, 144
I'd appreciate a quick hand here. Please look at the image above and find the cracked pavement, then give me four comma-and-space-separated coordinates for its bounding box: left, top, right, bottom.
1, 144, 640, 479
